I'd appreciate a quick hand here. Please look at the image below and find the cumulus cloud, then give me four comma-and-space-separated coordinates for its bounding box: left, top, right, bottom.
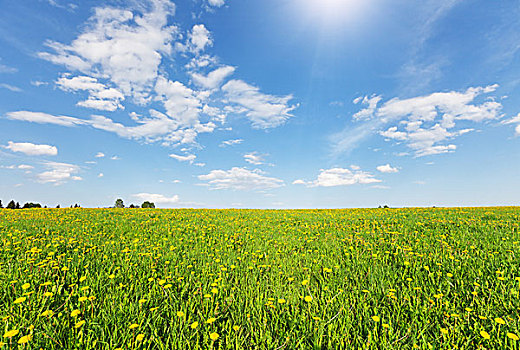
56, 75, 124, 111
198, 167, 284, 190
132, 192, 179, 204
222, 79, 297, 128
95, 152, 105, 158
190, 65, 235, 89
37, 161, 82, 184
335, 85, 504, 157
295, 167, 381, 187
5, 141, 58, 156
169, 153, 196, 163
177, 24, 212, 55
219, 138, 243, 147
376, 164, 399, 173
243, 152, 265, 165
207, 0, 225, 7
38, 0, 177, 104
503, 113, 520, 136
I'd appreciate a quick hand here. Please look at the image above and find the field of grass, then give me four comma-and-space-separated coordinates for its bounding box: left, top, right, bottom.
0, 207, 519, 349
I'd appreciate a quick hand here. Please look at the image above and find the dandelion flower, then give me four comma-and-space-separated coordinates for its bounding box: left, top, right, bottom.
136, 334, 145, 342
14, 297, 26, 304
75, 320, 85, 328
191, 321, 199, 329
44, 292, 53, 297
206, 318, 216, 324
22, 283, 30, 290
78, 296, 87, 302
278, 298, 286, 304
507, 333, 519, 341
129, 323, 139, 329
304, 295, 313, 302
71, 309, 81, 317
495, 317, 506, 325
233, 325, 240, 331
3, 329, 19, 338
210, 332, 219, 341
177, 311, 185, 317
17, 334, 32, 344
480, 330, 490, 340
372, 316, 380, 322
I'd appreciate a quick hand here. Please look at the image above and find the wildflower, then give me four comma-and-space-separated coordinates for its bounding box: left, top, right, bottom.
191, 322, 199, 329
206, 318, 216, 324
177, 311, 185, 317
71, 309, 81, 317
18, 335, 32, 344
78, 296, 87, 302
22, 283, 30, 290
507, 333, 519, 341
136, 334, 145, 342
233, 325, 240, 331
211, 288, 218, 294
302, 280, 309, 286
41, 310, 54, 317
278, 298, 286, 304
440, 328, 448, 335
304, 295, 313, 302
372, 316, 380, 322
14, 297, 26, 304
495, 317, 506, 325
129, 323, 139, 329
75, 320, 86, 328
480, 330, 490, 340
210, 332, 219, 341
3, 329, 19, 338
44, 292, 53, 297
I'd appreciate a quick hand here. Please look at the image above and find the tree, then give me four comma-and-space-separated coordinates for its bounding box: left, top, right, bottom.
115, 199, 124, 208
22, 202, 42, 209
56, 204, 60, 208
141, 201, 155, 208
7, 200, 15, 209
15, 202, 20, 209
129, 204, 136, 208
0, 200, 3, 208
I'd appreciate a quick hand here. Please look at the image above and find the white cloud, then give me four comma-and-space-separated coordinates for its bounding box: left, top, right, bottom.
198, 167, 284, 190
5, 141, 58, 156
0, 63, 17, 73
297, 167, 381, 187
154, 77, 202, 127
376, 164, 399, 173
56, 75, 125, 111
95, 152, 105, 158
38, 0, 177, 104
190, 65, 235, 89
98, 173, 104, 177
178, 24, 213, 54
169, 153, 196, 163
31, 81, 48, 87
37, 161, 81, 184
503, 113, 520, 136
132, 192, 179, 204
244, 152, 265, 165
335, 85, 503, 157
207, 0, 225, 7
220, 138, 243, 147
0, 83, 22, 92
292, 179, 306, 185
222, 79, 297, 128
5, 111, 86, 127
18, 164, 34, 170
111, 155, 120, 160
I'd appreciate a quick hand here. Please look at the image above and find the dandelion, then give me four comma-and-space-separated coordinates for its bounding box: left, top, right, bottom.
278, 298, 286, 304
440, 328, 448, 335
177, 311, 185, 317
211, 288, 218, 294
372, 316, 380, 322
3, 329, 19, 338
233, 325, 240, 331
71, 309, 81, 317
14, 297, 26, 304
495, 317, 506, 325
507, 333, 519, 341
108, 274, 115, 279
206, 318, 216, 324
302, 279, 309, 286
75, 320, 86, 328
191, 322, 199, 329
129, 323, 139, 330
480, 330, 490, 340
304, 295, 313, 302
136, 334, 145, 342
210, 332, 219, 341
41, 310, 54, 317
78, 296, 87, 302
22, 283, 30, 290
44, 292, 53, 297
17, 334, 32, 344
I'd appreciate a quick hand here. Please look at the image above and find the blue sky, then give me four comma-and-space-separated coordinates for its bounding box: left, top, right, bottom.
1, 0, 519, 208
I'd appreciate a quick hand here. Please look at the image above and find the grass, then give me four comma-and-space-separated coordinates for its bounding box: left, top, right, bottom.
0, 207, 519, 349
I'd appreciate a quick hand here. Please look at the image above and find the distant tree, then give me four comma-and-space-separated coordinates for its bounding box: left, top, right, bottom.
141, 201, 155, 208
22, 202, 42, 209
0, 200, 3, 208
44, 206, 48, 208
56, 204, 60, 208
7, 200, 15, 209
383, 205, 389, 209
129, 204, 136, 208
74, 204, 80, 208
115, 199, 124, 208
15, 202, 20, 209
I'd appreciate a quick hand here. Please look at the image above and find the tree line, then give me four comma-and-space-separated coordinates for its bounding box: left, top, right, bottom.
0, 199, 155, 209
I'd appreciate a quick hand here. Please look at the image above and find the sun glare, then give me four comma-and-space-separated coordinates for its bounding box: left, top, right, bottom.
301, 0, 370, 29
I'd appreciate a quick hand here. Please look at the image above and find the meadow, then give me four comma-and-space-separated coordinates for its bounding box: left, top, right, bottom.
0, 207, 519, 349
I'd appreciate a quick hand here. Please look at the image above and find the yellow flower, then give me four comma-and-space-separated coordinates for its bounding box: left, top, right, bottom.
440, 328, 448, 335
3, 329, 19, 338
14, 297, 26, 304
75, 320, 86, 328
372, 316, 380, 322
206, 318, 216, 324
41, 310, 54, 317
304, 295, 313, 302
233, 325, 240, 331
44, 292, 53, 297
209, 332, 219, 341
108, 274, 115, 279
191, 321, 199, 329
480, 330, 490, 340
22, 283, 30, 290
79, 276, 87, 282
301, 279, 309, 286
177, 311, 185, 317
129, 323, 139, 329
278, 298, 286, 304
382, 323, 390, 329
71, 309, 81, 317
495, 317, 506, 325
507, 333, 519, 341
18, 334, 32, 344
78, 296, 87, 302
136, 334, 145, 342
211, 288, 218, 294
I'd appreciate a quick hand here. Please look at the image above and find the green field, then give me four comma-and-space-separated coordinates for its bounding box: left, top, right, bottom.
1, 207, 519, 349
